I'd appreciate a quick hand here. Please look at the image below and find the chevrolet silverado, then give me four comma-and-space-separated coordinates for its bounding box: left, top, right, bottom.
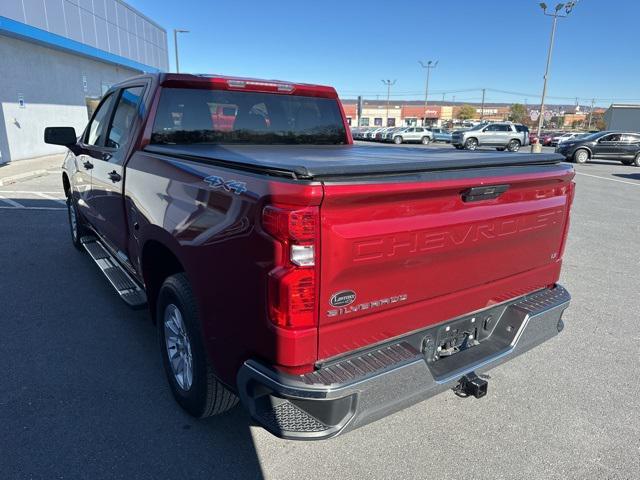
44, 73, 574, 440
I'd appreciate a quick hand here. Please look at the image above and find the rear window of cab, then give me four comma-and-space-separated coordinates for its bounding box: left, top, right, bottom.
151, 88, 347, 145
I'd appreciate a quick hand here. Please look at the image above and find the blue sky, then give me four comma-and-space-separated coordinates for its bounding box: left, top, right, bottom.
129, 0, 637, 107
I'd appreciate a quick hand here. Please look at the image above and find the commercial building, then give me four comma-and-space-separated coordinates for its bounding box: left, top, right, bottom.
342, 100, 456, 128
342, 100, 508, 128
604, 104, 640, 132
0, 0, 168, 163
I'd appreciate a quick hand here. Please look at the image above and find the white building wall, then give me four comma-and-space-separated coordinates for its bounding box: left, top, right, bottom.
0, 35, 139, 162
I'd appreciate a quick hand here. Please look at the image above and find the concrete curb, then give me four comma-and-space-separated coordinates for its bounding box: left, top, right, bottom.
0, 170, 49, 186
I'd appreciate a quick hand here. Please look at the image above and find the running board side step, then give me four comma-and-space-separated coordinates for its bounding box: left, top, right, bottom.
80, 236, 147, 308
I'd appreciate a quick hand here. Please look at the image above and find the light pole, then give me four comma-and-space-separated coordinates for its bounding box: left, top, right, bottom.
418, 60, 438, 125
535, 2, 579, 145
173, 29, 189, 73
381, 79, 397, 127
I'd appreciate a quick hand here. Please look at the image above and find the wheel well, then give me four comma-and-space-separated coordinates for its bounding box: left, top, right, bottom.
466, 137, 478, 143
62, 173, 71, 198
141, 240, 185, 321
510, 138, 521, 144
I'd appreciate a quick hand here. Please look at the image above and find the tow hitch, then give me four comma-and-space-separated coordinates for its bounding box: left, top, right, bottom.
455, 372, 488, 399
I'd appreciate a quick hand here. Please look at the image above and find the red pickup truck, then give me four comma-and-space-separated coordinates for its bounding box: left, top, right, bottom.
45, 73, 574, 440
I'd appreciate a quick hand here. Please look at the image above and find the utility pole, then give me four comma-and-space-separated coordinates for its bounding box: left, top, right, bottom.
535, 2, 579, 146
418, 60, 438, 125
480, 88, 486, 122
442, 92, 446, 103
452, 95, 456, 104
381, 79, 396, 127
173, 29, 189, 73
587, 98, 595, 130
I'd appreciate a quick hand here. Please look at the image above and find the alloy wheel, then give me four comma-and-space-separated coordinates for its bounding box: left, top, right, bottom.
163, 304, 194, 391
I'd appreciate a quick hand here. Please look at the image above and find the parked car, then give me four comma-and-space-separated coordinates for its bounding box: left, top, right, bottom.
541, 132, 557, 146
382, 127, 404, 142
529, 132, 539, 144
451, 122, 530, 151
429, 128, 453, 143
551, 132, 586, 147
44, 72, 574, 440
390, 126, 433, 144
555, 131, 640, 165
365, 127, 386, 140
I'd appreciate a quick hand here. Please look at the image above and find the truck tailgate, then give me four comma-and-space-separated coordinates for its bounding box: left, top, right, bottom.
318, 164, 574, 360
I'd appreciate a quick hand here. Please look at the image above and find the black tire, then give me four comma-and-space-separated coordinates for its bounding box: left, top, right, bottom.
67, 196, 86, 250
464, 138, 478, 150
507, 140, 521, 152
573, 148, 590, 164
421, 136, 431, 145
496, 147, 505, 151
621, 159, 633, 166
157, 273, 238, 418
394, 136, 403, 144
633, 154, 640, 167
454, 145, 463, 150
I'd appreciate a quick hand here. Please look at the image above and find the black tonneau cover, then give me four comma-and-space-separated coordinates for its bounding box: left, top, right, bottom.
144, 144, 564, 180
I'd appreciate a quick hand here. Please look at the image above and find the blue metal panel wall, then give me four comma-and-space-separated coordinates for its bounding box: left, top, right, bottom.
0, 0, 168, 71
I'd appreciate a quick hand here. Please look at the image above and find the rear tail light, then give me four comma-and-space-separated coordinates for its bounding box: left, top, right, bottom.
262, 205, 319, 329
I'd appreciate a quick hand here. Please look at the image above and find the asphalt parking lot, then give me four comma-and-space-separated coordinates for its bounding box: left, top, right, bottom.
1, 147, 639, 480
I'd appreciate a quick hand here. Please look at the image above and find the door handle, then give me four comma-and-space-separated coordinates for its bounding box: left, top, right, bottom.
83, 161, 94, 170
108, 170, 122, 183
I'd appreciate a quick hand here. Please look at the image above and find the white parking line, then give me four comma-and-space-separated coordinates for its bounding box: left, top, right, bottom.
575, 171, 640, 186
0, 206, 66, 211
0, 191, 66, 211
0, 190, 63, 195
0, 194, 23, 208
34, 192, 67, 204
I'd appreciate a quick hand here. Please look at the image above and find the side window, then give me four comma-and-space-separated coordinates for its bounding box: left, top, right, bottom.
499, 125, 512, 132
85, 93, 115, 146
621, 134, 640, 143
601, 133, 621, 142
485, 124, 498, 131
106, 86, 145, 150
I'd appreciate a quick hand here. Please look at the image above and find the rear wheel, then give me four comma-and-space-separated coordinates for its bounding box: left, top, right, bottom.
394, 136, 403, 144
158, 273, 238, 418
633, 153, 640, 167
506, 139, 521, 152
464, 138, 478, 150
573, 149, 589, 164
421, 136, 431, 145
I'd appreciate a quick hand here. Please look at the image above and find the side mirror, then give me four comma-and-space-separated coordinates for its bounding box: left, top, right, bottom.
44, 127, 77, 147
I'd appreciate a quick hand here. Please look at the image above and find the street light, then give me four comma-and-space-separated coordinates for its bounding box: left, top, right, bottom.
381, 79, 397, 127
418, 60, 438, 126
535, 2, 579, 145
173, 29, 189, 73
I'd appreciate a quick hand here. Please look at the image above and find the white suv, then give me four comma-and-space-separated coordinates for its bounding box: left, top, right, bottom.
390, 127, 433, 145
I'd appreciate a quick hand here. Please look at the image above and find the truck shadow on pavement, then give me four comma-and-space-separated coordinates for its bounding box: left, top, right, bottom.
0, 201, 265, 480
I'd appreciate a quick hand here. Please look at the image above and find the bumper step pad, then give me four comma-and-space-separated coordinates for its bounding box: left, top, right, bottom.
80, 236, 147, 308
